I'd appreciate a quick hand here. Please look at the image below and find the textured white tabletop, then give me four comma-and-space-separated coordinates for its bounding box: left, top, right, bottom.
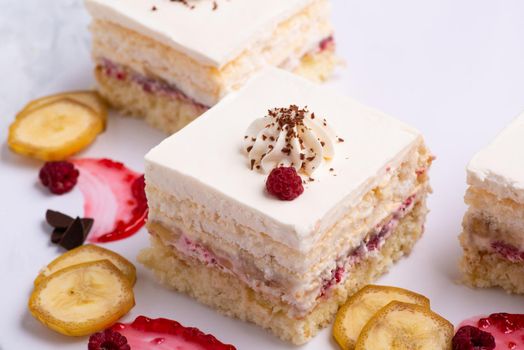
1, 0, 524, 349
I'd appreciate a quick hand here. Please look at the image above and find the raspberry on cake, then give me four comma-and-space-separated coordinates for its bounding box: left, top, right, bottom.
139, 68, 434, 344
460, 113, 524, 294
84, 0, 336, 133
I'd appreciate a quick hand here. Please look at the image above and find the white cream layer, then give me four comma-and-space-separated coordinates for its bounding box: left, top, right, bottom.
85, 0, 316, 68
468, 112, 524, 204
145, 68, 422, 253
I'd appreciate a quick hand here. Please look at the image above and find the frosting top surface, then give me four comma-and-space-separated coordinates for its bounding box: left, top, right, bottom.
468, 113, 524, 199
145, 68, 420, 250
85, 0, 311, 67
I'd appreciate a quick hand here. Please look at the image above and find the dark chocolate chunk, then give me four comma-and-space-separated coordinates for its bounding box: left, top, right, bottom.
51, 228, 65, 244
81, 218, 94, 239
59, 217, 86, 250
46, 209, 94, 250
46, 210, 74, 229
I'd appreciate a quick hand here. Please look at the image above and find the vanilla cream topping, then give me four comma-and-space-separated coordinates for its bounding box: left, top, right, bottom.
85, 0, 315, 68
468, 112, 524, 204
243, 105, 337, 175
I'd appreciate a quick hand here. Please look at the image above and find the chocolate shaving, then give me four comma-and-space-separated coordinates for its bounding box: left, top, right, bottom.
169, 0, 195, 9
281, 147, 291, 156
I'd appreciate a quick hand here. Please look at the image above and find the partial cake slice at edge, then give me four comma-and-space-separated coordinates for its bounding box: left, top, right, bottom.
459, 189, 524, 294
95, 47, 337, 134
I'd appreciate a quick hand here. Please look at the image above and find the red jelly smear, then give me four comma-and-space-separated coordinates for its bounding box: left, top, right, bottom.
459, 313, 524, 349
72, 158, 148, 243
111, 316, 236, 350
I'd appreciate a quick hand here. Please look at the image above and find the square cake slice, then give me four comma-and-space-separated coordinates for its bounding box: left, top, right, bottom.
460, 113, 524, 294
85, 0, 335, 133
139, 68, 434, 344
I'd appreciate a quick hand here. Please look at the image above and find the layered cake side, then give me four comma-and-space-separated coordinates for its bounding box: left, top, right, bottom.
139, 69, 434, 344
460, 113, 524, 294
85, 0, 335, 133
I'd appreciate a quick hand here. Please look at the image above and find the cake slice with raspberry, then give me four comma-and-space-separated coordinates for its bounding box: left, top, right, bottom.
460, 113, 524, 294
139, 68, 434, 344
84, 0, 335, 133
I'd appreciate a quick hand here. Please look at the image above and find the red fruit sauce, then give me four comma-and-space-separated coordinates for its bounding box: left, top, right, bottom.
459, 313, 524, 349
71, 158, 147, 243
111, 316, 236, 350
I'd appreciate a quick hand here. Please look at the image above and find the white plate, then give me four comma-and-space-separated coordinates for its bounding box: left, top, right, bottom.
2, 0, 524, 349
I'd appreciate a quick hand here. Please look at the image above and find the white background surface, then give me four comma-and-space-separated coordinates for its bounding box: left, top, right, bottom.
1, 0, 524, 348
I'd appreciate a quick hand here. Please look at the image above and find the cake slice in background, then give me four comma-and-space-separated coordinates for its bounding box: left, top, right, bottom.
460, 113, 524, 294
139, 68, 434, 344
84, 0, 336, 133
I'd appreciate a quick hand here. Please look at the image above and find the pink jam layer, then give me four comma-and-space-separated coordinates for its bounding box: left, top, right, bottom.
169, 193, 417, 302
111, 316, 236, 350
492, 241, 524, 263
319, 35, 335, 51
459, 314, 524, 349
72, 158, 147, 243
101, 59, 210, 110
319, 194, 417, 297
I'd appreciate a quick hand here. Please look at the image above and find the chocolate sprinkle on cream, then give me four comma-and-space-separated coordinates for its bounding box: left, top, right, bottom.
167, 0, 224, 10
169, 0, 195, 9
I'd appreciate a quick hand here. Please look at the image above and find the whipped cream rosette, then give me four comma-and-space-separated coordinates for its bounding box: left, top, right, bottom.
243, 105, 337, 175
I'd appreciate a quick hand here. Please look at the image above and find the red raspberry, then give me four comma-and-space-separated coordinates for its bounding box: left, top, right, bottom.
39, 161, 79, 195
452, 325, 495, 350
88, 329, 130, 350
266, 166, 304, 201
